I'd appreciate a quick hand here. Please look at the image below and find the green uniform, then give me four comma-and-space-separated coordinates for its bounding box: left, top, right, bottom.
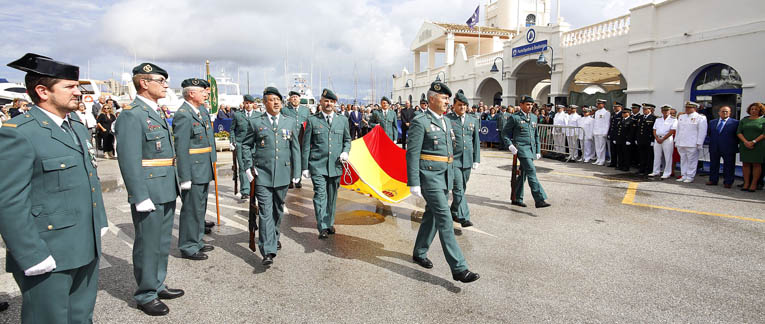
501, 111, 548, 204
282, 103, 311, 187
115, 97, 180, 305
406, 110, 468, 275
241, 113, 301, 257
447, 112, 481, 222
0, 107, 107, 324
230, 109, 261, 195
173, 102, 217, 257
301, 112, 351, 233
496, 112, 510, 149
370, 109, 398, 142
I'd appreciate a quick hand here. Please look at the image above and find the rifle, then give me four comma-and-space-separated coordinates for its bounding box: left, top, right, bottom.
232, 147, 239, 196
510, 154, 519, 202
248, 175, 258, 252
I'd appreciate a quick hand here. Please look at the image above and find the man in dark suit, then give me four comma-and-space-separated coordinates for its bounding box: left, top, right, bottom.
400, 100, 415, 148
706, 106, 739, 188
349, 104, 363, 139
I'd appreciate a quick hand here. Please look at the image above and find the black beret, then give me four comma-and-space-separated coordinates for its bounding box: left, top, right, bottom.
243, 94, 256, 102
429, 81, 452, 97
263, 87, 282, 100
321, 88, 337, 101
7, 53, 79, 81
132, 62, 168, 78
519, 95, 534, 103
453, 89, 469, 105
181, 78, 205, 88
199, 79, 210, 89
288, 91, 300, 97
380, 96, 391, 104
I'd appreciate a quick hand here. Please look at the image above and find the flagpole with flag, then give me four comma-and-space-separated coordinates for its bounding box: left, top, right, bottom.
206, 60, 221, 226
466, 5, 480, 55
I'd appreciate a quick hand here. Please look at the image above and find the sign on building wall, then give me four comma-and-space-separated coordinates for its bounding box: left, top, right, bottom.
512, 40, 547, 57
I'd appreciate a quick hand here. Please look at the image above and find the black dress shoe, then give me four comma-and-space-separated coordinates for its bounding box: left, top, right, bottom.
412, 256, 433, 269
240, 196, 249, 201
460, 220, 474, 227
205, 221, 215, 228
511, 201, 527, 207
158, 288, 184, 300
138, 299, 169, 316
277, 241, 282, 250
318, 230, 329, 239
199, 245, 214, 253
295, 182, 302, 188
535, 201, 551, 208
262, 254, 274, 266
452, 270, 480, 283
204, 227, 211, 234
327, 226, 336, 234
288, 183, 294, 189
607, 164, 617, 167
0, 301, 8, 312
181, 252, 208, 261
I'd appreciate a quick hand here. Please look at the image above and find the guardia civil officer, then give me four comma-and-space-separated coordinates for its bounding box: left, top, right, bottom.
503, 95, 551, 208
241, 87, 301, 266
283, 90, 311, 188
407, 81, 479, 283
446, 90, 480, 227
0, 53, 107, 324
230, 94, 261, 199
199, 80, 218, 234
174, 78, 217, 260
370, 96, 398, 142
115, 63, 183, 316
301, 89, 352, 239
635, 104, 657, 175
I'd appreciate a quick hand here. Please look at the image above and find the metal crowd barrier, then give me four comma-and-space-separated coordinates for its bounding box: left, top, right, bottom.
536, 124, 585, 161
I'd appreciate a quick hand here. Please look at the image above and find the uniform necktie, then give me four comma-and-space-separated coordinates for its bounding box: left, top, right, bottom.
717, 119, 725, 133
326, 115, 332, 125
62, 120, 80, 146
271, 115, 277, 127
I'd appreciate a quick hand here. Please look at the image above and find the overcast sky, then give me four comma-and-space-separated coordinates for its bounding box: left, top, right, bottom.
0, 0, 650, 101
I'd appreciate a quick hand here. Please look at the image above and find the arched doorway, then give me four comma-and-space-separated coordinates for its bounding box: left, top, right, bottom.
476, 77, 503, 106
512, 59, 550, 105
563, 62, 627, 110
687, 63, 743, 119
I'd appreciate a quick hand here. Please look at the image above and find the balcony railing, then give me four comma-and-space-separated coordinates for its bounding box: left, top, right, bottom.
561, 14, 630, 48
474, 51, 503, 67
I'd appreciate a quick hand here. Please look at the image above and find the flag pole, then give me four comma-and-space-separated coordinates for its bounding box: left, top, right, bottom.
207, 60, 221, 226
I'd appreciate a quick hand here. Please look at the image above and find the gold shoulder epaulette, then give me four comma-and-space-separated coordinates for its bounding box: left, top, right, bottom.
2, 123, 17, 128
123, 105, 133, 110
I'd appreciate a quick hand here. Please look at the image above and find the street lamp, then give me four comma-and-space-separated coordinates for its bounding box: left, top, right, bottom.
435, 71, 446, 83
405, 79, 413, 88
536, 45, 555, 71
489, 57, 505, 80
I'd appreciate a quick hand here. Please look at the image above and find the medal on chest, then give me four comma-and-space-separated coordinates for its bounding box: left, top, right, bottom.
155, 141, 162, 152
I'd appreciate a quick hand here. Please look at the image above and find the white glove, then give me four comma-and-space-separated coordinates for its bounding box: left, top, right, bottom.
339, 152, 349, 162
508, 144, 518, 155
612, 140, 616, 144
536, 153, 541, 160
180, 181, 192, 190
245, 169, 256, 183
626, 141, 631, 146
650, 142, 654, 147
292, 178, 300, 184
409, 186, 423, 198
135, 198, 156, 212
24, 255, 56, 276
302, 170, 311, 179
229, 143, 236, 150
472, 162, 479, 170
100, 227, 108, 237
697, 144, 703, 150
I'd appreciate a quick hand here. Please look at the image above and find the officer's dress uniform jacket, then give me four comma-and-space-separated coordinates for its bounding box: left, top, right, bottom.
502, 111, 547, 203
371, 109, 398, 142
230, 109, 261, 195
446, 112, 480, 222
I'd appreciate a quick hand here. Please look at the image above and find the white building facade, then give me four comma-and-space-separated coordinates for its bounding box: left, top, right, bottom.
393, 0, 765, 118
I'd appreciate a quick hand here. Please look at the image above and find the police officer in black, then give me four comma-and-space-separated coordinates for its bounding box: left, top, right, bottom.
635, 103, 657, 175
607, 102, 624, 167
628, 103, 643, 168
614, 108, 636, 171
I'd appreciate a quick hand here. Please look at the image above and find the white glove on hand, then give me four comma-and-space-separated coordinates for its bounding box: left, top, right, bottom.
536, 153, 541, 160
697, 144, 703, 150
135, 198, 156, 213
24, 255, 56, 276
626, 141, 631, 146
292, 178, 300, 184
472, 162, 479, 170
409, 186, 423, 198
245, 169, 256, 183
650, 142, 654, 147
302, 170, 311, 179
101, 227, 108, 237
339, 152, 349, 162
229, 143, 236, 150
180, 181, 192, 190
508, 144, 518, 155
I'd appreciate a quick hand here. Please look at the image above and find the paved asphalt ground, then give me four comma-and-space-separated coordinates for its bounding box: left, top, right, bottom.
1, 148, 764, 323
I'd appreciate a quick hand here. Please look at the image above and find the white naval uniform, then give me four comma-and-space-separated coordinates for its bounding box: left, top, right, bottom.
580, 116, 595, 162
553, 112, 568, 155
675, 112, 707, 181
566, 112, 581, 159
592, 108, 611, 164
652, 116, 678, 177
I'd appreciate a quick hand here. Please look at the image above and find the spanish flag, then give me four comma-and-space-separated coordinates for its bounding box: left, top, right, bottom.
341, 126, 410, 203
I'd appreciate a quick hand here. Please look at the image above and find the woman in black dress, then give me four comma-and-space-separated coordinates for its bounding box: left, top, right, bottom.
97, 104, 116, 158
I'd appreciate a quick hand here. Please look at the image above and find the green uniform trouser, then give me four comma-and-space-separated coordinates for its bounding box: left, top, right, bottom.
178, 183, 209, 256
132, 201, 175, 304
515, 157, 548, 204
451, 167, 472, 222
311, 174, 340, 232
13, 258, 98, 324
255, 185, 288, 257
413, 188, 468, 275
234, 146, 249, 196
